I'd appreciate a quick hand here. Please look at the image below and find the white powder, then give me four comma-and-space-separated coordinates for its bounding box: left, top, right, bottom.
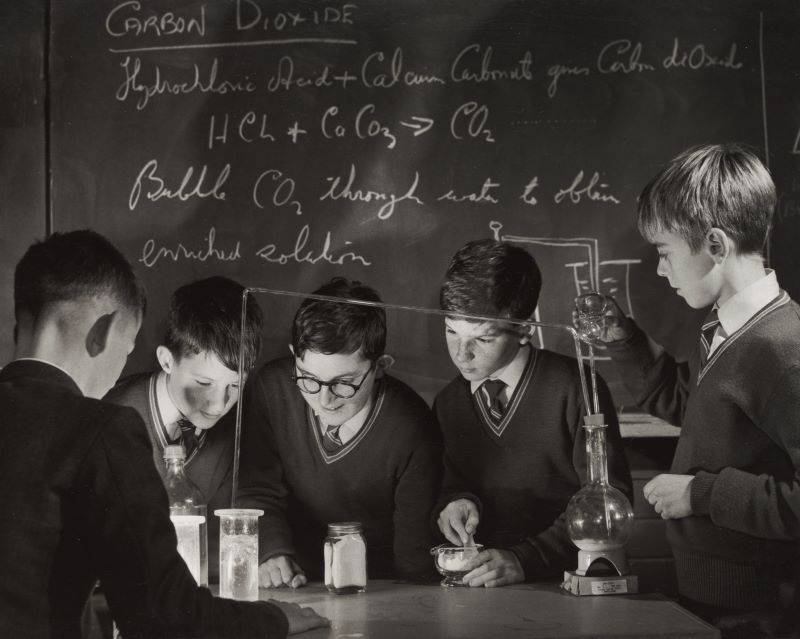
325, 533, 367, 588
438, 547, 479, 572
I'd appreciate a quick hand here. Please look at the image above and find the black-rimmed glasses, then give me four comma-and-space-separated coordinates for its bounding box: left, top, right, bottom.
291, 361, 376, 399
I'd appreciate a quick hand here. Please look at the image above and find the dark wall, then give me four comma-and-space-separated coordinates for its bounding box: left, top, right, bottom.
0, 1, 46, 363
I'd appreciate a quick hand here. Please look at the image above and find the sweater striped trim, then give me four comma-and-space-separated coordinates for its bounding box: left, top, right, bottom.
310, 381, 386, 464
697, 291, 790, 385
473, 347, 538, 438
148, 371, 205, 465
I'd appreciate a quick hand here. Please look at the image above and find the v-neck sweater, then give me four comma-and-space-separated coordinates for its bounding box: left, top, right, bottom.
237, 357, 442, 581
105, 371, 235, 581
606, 291, 800, 609
433, 347, 632, 579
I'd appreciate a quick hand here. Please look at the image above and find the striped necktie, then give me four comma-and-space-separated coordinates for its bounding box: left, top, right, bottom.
699, 308, 720, 366
178, 419, 199, 458
480, 379, 507, 422
322, 423, 343, 453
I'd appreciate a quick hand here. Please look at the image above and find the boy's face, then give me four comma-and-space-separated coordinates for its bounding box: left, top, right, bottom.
293, 349, 377, 427
445, 317, 528, 382
158, 348, 245, 430
652, 228, 720, 309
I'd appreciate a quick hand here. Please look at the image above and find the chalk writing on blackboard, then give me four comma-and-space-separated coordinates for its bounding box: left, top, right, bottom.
491, 221, 642, 357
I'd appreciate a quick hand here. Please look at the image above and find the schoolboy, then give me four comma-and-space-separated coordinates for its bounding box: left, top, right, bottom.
105, 275, 263, 582
434, 239, 632, 587
237, 277, 442, 587
589, 144, 799, 635
0, 230, 326, 638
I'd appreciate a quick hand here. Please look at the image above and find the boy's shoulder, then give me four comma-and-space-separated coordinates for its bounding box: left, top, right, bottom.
742, 294, 800, 361
104, 370, 155, 405
251, 356, 293, 390
255, 356, 292, 377
377, 374, 438, 439
381, 373, 432, 414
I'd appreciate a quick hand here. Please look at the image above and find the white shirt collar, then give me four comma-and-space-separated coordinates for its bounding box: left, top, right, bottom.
717, 269, 780, 336
156, 370, 185, 440
469, 345, 530, 398
316, 393, 373, 445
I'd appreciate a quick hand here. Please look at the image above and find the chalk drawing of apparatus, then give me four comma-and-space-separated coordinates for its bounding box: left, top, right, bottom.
490, 221, 641, 358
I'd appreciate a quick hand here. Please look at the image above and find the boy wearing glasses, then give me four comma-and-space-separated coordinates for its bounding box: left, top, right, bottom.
237, 277, 441, 587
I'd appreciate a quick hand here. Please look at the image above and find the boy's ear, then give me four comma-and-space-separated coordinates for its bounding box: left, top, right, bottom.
705, 228, 731, 263
156, 345, 175, 374
518, 324, 533, 345
86, 312, 116, 358
375, 354, 395, 378
288, 344, 295, 357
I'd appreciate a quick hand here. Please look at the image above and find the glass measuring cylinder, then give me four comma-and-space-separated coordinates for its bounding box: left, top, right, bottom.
215, 508, 263, 601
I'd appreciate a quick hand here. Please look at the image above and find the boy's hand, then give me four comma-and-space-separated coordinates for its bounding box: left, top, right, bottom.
462, 549, 524, 588
267, 600, 330, 635
572, 294, 633, 345
437, 499, 480, 546
643, 474, 693, 519
259, 555, 307, 588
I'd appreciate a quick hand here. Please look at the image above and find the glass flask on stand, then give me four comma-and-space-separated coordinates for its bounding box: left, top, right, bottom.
565, 413, 634, 577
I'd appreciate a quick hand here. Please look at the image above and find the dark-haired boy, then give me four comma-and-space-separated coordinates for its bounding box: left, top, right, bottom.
435, 239, 632, 587
105, 275, 264, 582
587, 144, 800, 635
0, 230, 326, 638
237, 277, 441, 587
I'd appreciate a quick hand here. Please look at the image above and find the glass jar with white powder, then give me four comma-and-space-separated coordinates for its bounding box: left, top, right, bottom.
324, 522, 367, 594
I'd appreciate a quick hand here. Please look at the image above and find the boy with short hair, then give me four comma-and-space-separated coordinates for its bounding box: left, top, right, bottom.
435, 239, 632, 587
237, 277, 442, 587
591, 144, 800, 635
106, 275, 263, 581
0, 230, 325, 638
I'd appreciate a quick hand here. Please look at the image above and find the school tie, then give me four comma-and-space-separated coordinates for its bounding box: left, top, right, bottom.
480, 379, 507, 422
322, 423, 343, 453
699, 308, 720, 366
178, 419, 199, 458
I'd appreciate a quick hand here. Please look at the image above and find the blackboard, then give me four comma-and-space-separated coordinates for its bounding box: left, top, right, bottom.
43, 0, 800, 406
0, 1, 46, 364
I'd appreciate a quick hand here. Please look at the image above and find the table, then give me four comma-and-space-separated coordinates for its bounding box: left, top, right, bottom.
261, 581, 720, 638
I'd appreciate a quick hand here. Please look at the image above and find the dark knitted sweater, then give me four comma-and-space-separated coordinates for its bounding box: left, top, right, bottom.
0, 361, 287, 639
237, 357, 442, 581
105, 371, 235, 581
606, 291, 800, 608
433, 346, 632, 579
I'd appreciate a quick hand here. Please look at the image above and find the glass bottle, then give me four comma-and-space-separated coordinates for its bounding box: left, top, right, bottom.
164, 444, 208, 587
565, 414, 634, 576
324, 522, 367, 594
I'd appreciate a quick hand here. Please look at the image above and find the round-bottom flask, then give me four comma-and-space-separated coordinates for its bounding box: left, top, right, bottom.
566, 414, 634, 576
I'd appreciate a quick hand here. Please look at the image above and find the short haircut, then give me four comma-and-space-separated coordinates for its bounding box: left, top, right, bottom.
164, 276, 263, 372
440, 239, 542, 320
638, 143, 776, 255
14, 229, 146, 321
292, 277, 386, 362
